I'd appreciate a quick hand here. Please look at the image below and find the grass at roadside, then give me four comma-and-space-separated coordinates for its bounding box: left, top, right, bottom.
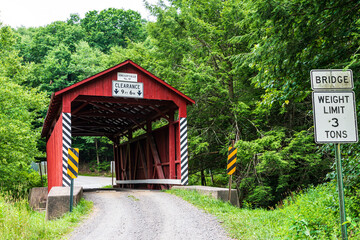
167, 188, 285, 239
0, 195, 93, 240
167, 183, 360, 239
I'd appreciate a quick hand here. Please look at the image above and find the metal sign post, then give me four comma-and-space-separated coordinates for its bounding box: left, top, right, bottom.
335, 143, 347, 239
70, 179, 74, 212
67, 148, 79, 212
311, 69, 358, 240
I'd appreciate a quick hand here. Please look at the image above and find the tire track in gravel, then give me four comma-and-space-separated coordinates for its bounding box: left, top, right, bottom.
67, 190, 232, 240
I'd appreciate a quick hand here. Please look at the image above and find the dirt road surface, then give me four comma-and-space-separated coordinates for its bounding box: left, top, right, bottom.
67, 190, 232, 240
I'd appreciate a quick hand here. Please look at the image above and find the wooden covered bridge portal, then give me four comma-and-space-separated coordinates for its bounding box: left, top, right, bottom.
41, 60, 194, 191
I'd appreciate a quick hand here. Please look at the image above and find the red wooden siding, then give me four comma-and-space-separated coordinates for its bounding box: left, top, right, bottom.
46, 114, 63, 191
61, 65, 189, 115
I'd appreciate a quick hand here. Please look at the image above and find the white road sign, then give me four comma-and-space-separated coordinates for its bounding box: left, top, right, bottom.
112, 80, 144, 98
117, 72, 137, 82
312, 91, 358, 143
311, 69, 353, 90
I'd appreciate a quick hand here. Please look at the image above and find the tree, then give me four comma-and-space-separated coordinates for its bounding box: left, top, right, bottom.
146, 0, 260, 180
237, 0, 360, 124
229, 0, 360, 206
68, 41, 105, 81
0, 24, 47, 197
39, 43, 73, 92
17, 21, 85, 63
80, 8, 147, 52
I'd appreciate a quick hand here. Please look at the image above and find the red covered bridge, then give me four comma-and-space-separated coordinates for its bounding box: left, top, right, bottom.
41, 60, 194, 191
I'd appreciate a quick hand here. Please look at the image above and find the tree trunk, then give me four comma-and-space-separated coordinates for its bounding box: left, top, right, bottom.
201, 169, 207, 186
95, 138, 100, 172
39, 162, 43, 185
209, 169, 214, 185
228, 76, 234, 102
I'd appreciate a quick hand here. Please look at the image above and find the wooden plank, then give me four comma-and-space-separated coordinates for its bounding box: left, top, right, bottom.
116, 179, 181, 185
72, 133, 109, 137
127, 143, 132, 185
168, 113, 175, 179
71, 126, 106, 135
75, 95, 176, 106
138, 142, 148, 178
133, 143, 139, 179
146, 121, 154, 189
120, 147, 124, 180
150, 105, 170, 121
72, 102, 89, 115
149, 135, 166, 190
113, 144, 118, 182
73, 112, 144, 119
129, 118, 147, 132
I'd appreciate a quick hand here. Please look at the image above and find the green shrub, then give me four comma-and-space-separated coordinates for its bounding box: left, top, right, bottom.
0, 170, 45, 200
235, 129, 332, 208
188, 172, 201, 185
189, 172, 229, 187
277, 183, 339, 239
0, 193, 92, 239
88, 160, 110, 172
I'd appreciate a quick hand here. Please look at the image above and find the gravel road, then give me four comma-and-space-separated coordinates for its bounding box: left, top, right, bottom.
67, 190, 232, 240
74, 175, 113, 189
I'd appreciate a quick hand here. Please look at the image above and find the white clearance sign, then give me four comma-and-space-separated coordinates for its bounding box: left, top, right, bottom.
112, 80, 144, 98
312, 91, 358, 143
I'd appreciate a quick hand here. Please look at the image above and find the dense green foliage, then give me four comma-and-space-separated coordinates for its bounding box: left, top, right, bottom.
0, 194, 92, 239
0, 25, 47, 196
235, 129, 330, 207
168, 184, 360, 239
1, 0, 360, 215
143, 0, 360, 208
80, 8, 146, 52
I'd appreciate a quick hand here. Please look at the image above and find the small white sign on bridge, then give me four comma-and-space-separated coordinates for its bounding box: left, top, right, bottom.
117, 72, 138, 82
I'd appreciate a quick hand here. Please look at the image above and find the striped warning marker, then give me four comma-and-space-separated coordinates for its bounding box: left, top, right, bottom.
67, 148, 79, 179
227, 147, 237, 175
62, 113, 71, 186
180, 118, 188, 185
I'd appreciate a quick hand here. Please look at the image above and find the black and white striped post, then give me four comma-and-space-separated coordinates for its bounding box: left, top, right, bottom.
62, 113, 72, 187
180, 118, 189, 185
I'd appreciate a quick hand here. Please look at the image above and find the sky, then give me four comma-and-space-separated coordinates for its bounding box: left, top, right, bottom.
0, 0, 158, 28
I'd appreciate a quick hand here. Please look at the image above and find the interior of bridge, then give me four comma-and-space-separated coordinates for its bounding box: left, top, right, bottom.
70, 95, 178, 139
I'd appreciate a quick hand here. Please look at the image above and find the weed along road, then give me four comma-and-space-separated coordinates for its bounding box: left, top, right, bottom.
68, 190, 231, 240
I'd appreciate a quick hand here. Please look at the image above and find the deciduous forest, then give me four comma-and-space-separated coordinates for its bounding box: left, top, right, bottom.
1, 0, 360, 237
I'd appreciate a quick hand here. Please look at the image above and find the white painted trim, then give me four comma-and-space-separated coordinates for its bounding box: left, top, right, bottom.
116, 179, 181, 185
